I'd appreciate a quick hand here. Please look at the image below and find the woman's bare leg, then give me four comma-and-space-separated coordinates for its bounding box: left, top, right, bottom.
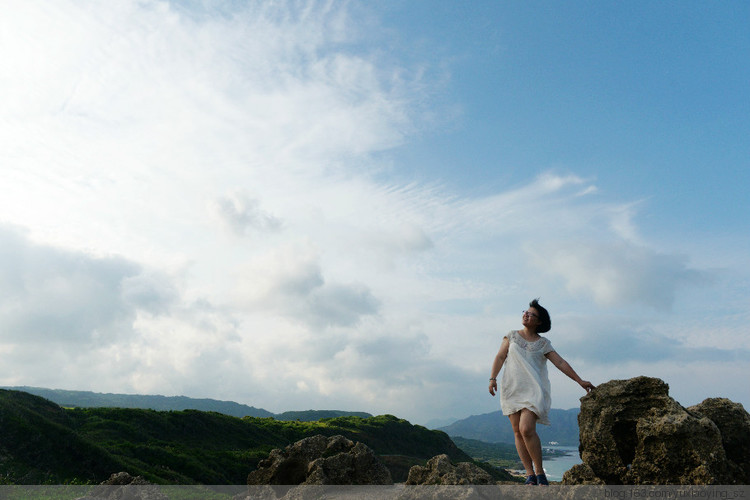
508, 412, 534, 477
518, 408, 544, 476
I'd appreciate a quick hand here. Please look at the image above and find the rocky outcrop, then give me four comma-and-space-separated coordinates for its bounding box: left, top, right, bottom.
77, 472, 168, 500
560, 462, 605, 485
246, 434, 393, 485
405, 454, 493, 485
689, 398, 750, 484
98, 472, 154, 486
562, 376, 749, 485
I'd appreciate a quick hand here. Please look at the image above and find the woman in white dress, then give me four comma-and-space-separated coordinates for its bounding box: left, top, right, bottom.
488, 299, 595, 485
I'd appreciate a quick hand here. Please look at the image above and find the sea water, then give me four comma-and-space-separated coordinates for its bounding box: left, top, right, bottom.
542, 445, 581, 481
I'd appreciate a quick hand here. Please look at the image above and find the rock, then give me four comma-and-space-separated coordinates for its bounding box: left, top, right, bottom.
77, 472, 168, 500
100, 472, 153, 486
564, 376, 749, 485
405, 454, 493, 485
562, 463, 605, 485
246, 434, 393, 486
689, 398, 750, 484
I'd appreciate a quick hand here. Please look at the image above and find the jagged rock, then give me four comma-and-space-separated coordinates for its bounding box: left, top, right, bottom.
246, 434, 393, 485
100, 472, 153, 486
562, 463, 605, 485
689, 398, 750, 484
405, 454, 493, 485
563, 376, 749, 485
77, 472, 168, 500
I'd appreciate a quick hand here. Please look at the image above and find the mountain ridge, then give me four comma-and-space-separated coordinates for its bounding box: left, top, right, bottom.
2, 386, 370, 421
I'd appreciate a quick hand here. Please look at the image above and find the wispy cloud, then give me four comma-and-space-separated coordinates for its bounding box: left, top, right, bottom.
0, 1, 745, 422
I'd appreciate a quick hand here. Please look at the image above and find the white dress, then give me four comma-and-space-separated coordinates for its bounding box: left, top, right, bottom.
500, 330, 555, 425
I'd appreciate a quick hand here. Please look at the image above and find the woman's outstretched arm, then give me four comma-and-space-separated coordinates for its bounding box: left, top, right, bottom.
489, 337, 510, 396
545, 351, 595, 392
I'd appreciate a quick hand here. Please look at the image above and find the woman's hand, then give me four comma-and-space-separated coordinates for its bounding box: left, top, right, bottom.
579, 380, 595, 392
489, 378, 498, 396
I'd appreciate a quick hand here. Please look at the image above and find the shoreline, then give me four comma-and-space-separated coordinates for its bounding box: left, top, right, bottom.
506, 445, 578, 480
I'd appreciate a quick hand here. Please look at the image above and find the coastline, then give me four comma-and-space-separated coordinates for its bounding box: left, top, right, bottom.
506, 445, 581, 482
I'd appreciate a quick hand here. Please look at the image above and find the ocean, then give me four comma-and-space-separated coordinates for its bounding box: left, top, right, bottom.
542, 445, 581, 481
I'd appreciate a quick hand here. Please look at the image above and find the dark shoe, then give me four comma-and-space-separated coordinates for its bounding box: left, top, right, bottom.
537, 473, 549, 485
524, 474, 537, 485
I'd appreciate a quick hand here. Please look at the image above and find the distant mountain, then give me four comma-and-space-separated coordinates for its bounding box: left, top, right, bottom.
0, 388, 488, 485
439, 408, 580, 446
424, 416, 460, 429
2, 387, 370, 421
4, 386, 273, 418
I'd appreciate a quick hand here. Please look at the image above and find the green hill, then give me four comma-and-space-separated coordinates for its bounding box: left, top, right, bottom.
275, 409, 372, 421
0, 390, 126, 484
0, 389, 503, 485
449, 436, 521, 469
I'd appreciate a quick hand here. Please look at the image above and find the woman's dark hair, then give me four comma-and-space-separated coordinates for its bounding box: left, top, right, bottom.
530, 298, 551, 333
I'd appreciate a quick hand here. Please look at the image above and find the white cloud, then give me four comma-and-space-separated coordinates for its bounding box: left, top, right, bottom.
305, 283, 380, 327
528, 241, 711, 309
0, 1, 746, 424
552, 318, 747, 366
0, 225, 173, 345
209, 192, 282, 236
233, 243, 379, 327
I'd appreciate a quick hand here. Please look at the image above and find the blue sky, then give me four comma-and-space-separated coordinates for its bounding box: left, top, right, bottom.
1, 1, 748, 426
389, 1, 749, 229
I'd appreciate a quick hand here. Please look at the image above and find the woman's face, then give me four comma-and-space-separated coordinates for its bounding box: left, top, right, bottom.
522, 308, 541, 329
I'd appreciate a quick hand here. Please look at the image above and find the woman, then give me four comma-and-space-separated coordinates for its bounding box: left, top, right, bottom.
488, 299, 595, 486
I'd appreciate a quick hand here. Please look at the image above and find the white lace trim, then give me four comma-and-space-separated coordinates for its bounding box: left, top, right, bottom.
509, 331, 549, 352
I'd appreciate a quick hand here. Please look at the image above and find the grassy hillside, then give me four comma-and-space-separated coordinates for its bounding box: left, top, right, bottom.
0, 389, 507, 485
450, 437, 521, 469
0, 390, 126, 484
276, 410, 372, 421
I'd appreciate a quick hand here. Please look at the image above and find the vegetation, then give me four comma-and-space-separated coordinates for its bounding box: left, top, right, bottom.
450, 436, 521, 469
275, 410, 372, 421
0, 390, 124, 484
0, 389, 491, 485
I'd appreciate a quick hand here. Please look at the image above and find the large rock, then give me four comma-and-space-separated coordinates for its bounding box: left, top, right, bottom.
77, 472, 168, 500
246, 434, 393, 485
563, 376, 749, 485
689, 398, 750, 484
405, 454, 493, 485
100, 472, 153, 486
561, 463, 605, 485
